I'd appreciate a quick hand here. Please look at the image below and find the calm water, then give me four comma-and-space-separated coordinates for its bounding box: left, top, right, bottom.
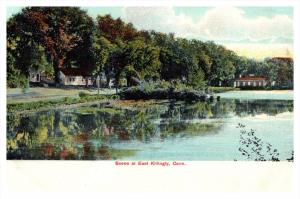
7, 91, 293, 161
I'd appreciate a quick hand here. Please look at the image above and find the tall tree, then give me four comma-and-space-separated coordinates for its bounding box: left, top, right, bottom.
93, 33, 114, 92
107, 40, 127, 93
7, 7, 94, 84
123, 39, 161, 82
97, 14, 138, 44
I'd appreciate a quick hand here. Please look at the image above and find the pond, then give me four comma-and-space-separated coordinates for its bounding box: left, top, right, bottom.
7, 91, 293, 161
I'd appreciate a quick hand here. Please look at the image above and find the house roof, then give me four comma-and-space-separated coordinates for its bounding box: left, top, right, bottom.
236, 76, 267, 81
60, 68, 92, 77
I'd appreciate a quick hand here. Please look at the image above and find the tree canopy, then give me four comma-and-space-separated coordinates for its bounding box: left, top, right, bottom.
7, 7, 94, 85
7, 7, 293, 89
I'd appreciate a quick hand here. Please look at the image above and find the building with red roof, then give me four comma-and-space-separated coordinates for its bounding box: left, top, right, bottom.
271, 57, 293, 63
234, 75, 268, 88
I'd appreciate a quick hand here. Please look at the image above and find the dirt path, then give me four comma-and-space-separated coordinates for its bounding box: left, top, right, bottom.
8, 99, 115, 115
7, 87, 116, 104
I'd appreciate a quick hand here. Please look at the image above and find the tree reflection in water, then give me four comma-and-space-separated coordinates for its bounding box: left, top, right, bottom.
7, 99, 293, 160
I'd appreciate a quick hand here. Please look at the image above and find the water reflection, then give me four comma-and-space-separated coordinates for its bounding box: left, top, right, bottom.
7, 99, 293, 160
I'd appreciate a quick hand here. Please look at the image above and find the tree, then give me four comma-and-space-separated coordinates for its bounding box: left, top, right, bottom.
107, 41, 127, 93
8, 8, 292, 91
122, 65, 140, 87
7, 31, 51, 88
201, 42, 236, 86
188, 66, 206, 89
96, 14, 138, 44
123, 39, 161, 82
155, 35, 191, 81
7, 7, 95, 84
186, 51, 209, 89
194, 50, 212, 82
93, 33, 114, 93
265, 58, 293, 88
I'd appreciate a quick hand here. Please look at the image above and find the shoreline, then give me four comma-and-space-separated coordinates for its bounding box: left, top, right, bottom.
7, 89, 294, 114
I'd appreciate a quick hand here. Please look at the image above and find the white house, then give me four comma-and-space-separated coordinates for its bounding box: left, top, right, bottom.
59, 68, 93, 86
234, 75, 268, 88
29, 70, 54, 84
29, 70, 41, 82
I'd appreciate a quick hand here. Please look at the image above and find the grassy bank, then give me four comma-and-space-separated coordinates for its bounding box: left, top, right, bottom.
7, 93, 118, 113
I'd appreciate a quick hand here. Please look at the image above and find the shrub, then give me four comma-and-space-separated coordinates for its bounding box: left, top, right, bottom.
78, 91, 90, 98
171, 80, 191, 91
155, 80, 171, 89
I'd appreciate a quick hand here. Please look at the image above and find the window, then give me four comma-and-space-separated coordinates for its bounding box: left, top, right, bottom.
253, 82, 256, 87
243, 82, 246, 86
248, 81, 251, 86
237, 82, 240, 87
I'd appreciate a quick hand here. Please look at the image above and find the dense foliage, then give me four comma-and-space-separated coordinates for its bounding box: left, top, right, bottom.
7, 7, 293, 89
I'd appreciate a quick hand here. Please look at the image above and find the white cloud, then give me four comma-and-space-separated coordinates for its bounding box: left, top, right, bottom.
122, 7, 199, 38
121, 7, 293, 43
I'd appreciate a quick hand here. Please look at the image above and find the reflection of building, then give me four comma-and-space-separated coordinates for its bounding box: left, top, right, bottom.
234, 75, 267, 88
59, 68, 93, 86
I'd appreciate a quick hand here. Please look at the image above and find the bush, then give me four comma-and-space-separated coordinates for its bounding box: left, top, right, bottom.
78, 91, 90, 98
155, 80, 171, 89
171, 80, 191, 91
134, 80, 194, 93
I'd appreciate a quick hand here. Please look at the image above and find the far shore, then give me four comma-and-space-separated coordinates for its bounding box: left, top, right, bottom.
234, 90, 293, 94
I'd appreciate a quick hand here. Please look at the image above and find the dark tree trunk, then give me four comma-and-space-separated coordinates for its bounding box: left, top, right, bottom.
126, 76, 130, 87
115, 73, 120, 94
99, 74, 102, 88
53, 62, 60, 85
97, 73, 101, 95
106, 76, 111, 88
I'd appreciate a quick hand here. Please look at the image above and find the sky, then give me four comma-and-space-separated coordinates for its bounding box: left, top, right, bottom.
7, 6, 293, 60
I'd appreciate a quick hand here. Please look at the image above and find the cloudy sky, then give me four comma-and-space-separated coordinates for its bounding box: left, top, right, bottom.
7, 7, 293, 60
